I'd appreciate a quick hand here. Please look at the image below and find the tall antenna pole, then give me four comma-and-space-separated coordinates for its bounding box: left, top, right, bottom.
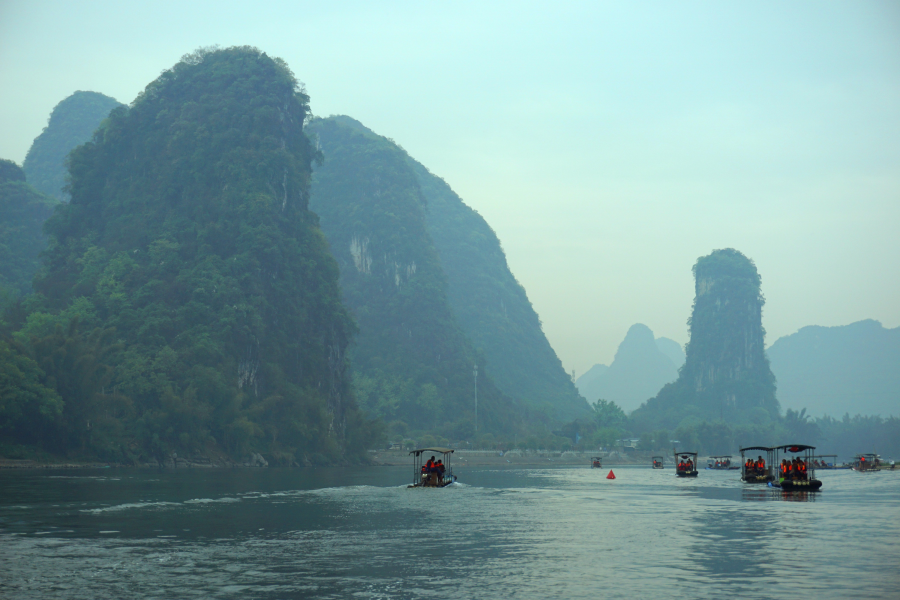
474, 363, 478, 433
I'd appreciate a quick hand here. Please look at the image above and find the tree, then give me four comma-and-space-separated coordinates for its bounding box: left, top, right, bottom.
591, 399, 626, 429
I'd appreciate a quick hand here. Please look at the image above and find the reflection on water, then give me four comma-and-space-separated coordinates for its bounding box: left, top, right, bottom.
0, 466, 897, 599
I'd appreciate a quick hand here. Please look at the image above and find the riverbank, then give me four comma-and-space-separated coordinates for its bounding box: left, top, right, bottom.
368, 449, 668, 467
0, 451, 659, 469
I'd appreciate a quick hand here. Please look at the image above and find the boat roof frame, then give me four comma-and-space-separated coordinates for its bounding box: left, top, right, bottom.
740, 446, 773, 452
409, 447, 455, 456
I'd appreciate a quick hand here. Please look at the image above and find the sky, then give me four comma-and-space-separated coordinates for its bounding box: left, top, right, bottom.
2, 1, 899, 376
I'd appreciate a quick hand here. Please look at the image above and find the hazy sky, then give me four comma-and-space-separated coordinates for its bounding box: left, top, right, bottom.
2, 1, 899, 376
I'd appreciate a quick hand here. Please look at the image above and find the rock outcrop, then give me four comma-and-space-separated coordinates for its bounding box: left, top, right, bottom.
631, 249, 779, 430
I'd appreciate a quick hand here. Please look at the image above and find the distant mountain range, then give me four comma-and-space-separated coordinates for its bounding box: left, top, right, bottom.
576, 323, 683, 412
767, 319, 899, 417
23, 91, 123, 202
577, 318, 899, 420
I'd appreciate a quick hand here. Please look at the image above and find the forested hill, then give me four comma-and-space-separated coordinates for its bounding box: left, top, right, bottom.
308, 116, 527, 437
3, 47, 375, 464
23, 91, 123, 201
0, 159, 58, 298
409, 159, 589, 421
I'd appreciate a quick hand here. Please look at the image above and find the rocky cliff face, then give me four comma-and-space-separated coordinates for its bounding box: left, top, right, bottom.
308, 116, 525, 436
682, 248, 773, 408
409, 157, 588, 421
631, 249, 779, 430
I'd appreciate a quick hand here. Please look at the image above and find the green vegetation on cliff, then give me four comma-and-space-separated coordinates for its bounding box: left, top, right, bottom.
23, 91, 123, 201
308, 116, 525, 439
2, 47, 376, 464
410, 158, 588, 422
0, 160, 58, 298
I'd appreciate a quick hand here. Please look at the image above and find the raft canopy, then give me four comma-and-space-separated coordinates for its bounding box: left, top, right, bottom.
740, 446, 773, 452
676, 451, 698, 457
410, 447, 455, 456
775, 444, 815, 453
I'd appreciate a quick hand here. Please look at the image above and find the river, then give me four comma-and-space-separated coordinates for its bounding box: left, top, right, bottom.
0, 465, 897, 599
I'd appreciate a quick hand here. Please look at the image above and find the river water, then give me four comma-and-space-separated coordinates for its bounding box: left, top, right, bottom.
0, 465, 897, 599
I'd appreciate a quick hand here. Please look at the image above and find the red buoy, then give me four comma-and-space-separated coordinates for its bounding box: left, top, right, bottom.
606, 470, 616, 480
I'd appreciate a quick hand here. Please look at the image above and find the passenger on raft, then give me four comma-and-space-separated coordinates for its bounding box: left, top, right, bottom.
780, 457, 808, 481
420, 456, 447, 485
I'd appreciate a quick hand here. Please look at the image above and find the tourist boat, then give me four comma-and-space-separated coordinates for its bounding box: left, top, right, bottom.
408, 447, 457, 488
591, 456, 602, 468
674, 451, 698, 477
853, 453, 880, 472
651, 456, 664, 469
706, 455, 739, 470
769, 444, 823, 491
739, 446, 775, 483
810, 454, 845, 469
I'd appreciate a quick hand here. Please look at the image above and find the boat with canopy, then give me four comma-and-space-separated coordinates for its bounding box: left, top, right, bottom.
740, 446, 775, 483
651, 456, 664, 469
706, 455, 739, 470
674, 451, 698, 477
770, 444, 822, 491
810, 455, 844, 469
408, 447, 457, 488
590, 456, 602, 468
853, 453, 880, 472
